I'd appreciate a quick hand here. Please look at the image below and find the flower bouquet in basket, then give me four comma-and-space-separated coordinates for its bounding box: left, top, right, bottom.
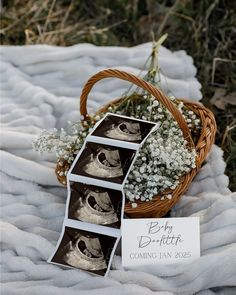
33, 36, 216, 218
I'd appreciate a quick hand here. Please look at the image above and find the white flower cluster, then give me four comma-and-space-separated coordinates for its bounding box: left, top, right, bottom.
32, 121, 89, 165
176, 101, 201, 130
123, 95, 198, 207
32, 94, 200, 206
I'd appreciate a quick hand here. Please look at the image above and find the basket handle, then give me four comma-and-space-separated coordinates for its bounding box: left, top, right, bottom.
80, 69, 194, 146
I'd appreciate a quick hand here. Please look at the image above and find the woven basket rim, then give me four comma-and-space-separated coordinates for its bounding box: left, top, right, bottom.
55, 98, 216, 217
55, 69, 216, 218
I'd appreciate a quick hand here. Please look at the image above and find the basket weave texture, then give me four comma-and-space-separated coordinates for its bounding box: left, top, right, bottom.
56, 69, 216, 218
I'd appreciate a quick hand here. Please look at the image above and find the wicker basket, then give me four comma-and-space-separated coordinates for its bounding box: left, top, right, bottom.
56, 69, 216, 218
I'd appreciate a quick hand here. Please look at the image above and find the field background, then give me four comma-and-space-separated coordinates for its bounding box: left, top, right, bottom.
1, 0, 235, 190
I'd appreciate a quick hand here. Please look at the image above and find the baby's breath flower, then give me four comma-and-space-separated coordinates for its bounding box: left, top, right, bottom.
123, 95, 198, 203
33, 92, 199, 206
32, 120, 91, 163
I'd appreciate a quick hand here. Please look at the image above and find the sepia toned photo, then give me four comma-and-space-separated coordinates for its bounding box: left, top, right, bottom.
71, 142, 136, 184
3, 0, 234, 292
91, 114, 156, 144
51, 226, 118, 276
68, 182, 123, 228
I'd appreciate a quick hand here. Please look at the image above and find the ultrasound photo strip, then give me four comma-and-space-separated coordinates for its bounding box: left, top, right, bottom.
48, 187, 121, 276
48, 224, 120, 277
67, 114, 157, 188
90, 113, 157, 148
49, 114, 157, 276
68, 142, 137, 188
66, 181, 125, 230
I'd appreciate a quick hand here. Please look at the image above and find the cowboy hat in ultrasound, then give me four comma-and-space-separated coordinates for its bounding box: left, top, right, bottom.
91, 113, 156, 144
68, 182, 123, 228
71, 142, 136, 184
51, 226, 118, 276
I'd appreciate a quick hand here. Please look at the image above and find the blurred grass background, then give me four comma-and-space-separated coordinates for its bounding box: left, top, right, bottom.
1, 0, 235, 190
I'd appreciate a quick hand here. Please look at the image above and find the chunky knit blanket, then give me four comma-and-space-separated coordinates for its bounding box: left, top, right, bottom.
0, 43, 235, 295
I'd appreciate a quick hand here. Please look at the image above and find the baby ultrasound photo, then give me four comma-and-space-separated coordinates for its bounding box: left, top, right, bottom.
68, 182, 123, 228
51, 226, 117, 276
91, 114, 156, 143
71, 142, 136, 184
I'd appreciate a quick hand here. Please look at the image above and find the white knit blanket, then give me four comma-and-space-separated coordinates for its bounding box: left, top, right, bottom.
0, 43, 235, 295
